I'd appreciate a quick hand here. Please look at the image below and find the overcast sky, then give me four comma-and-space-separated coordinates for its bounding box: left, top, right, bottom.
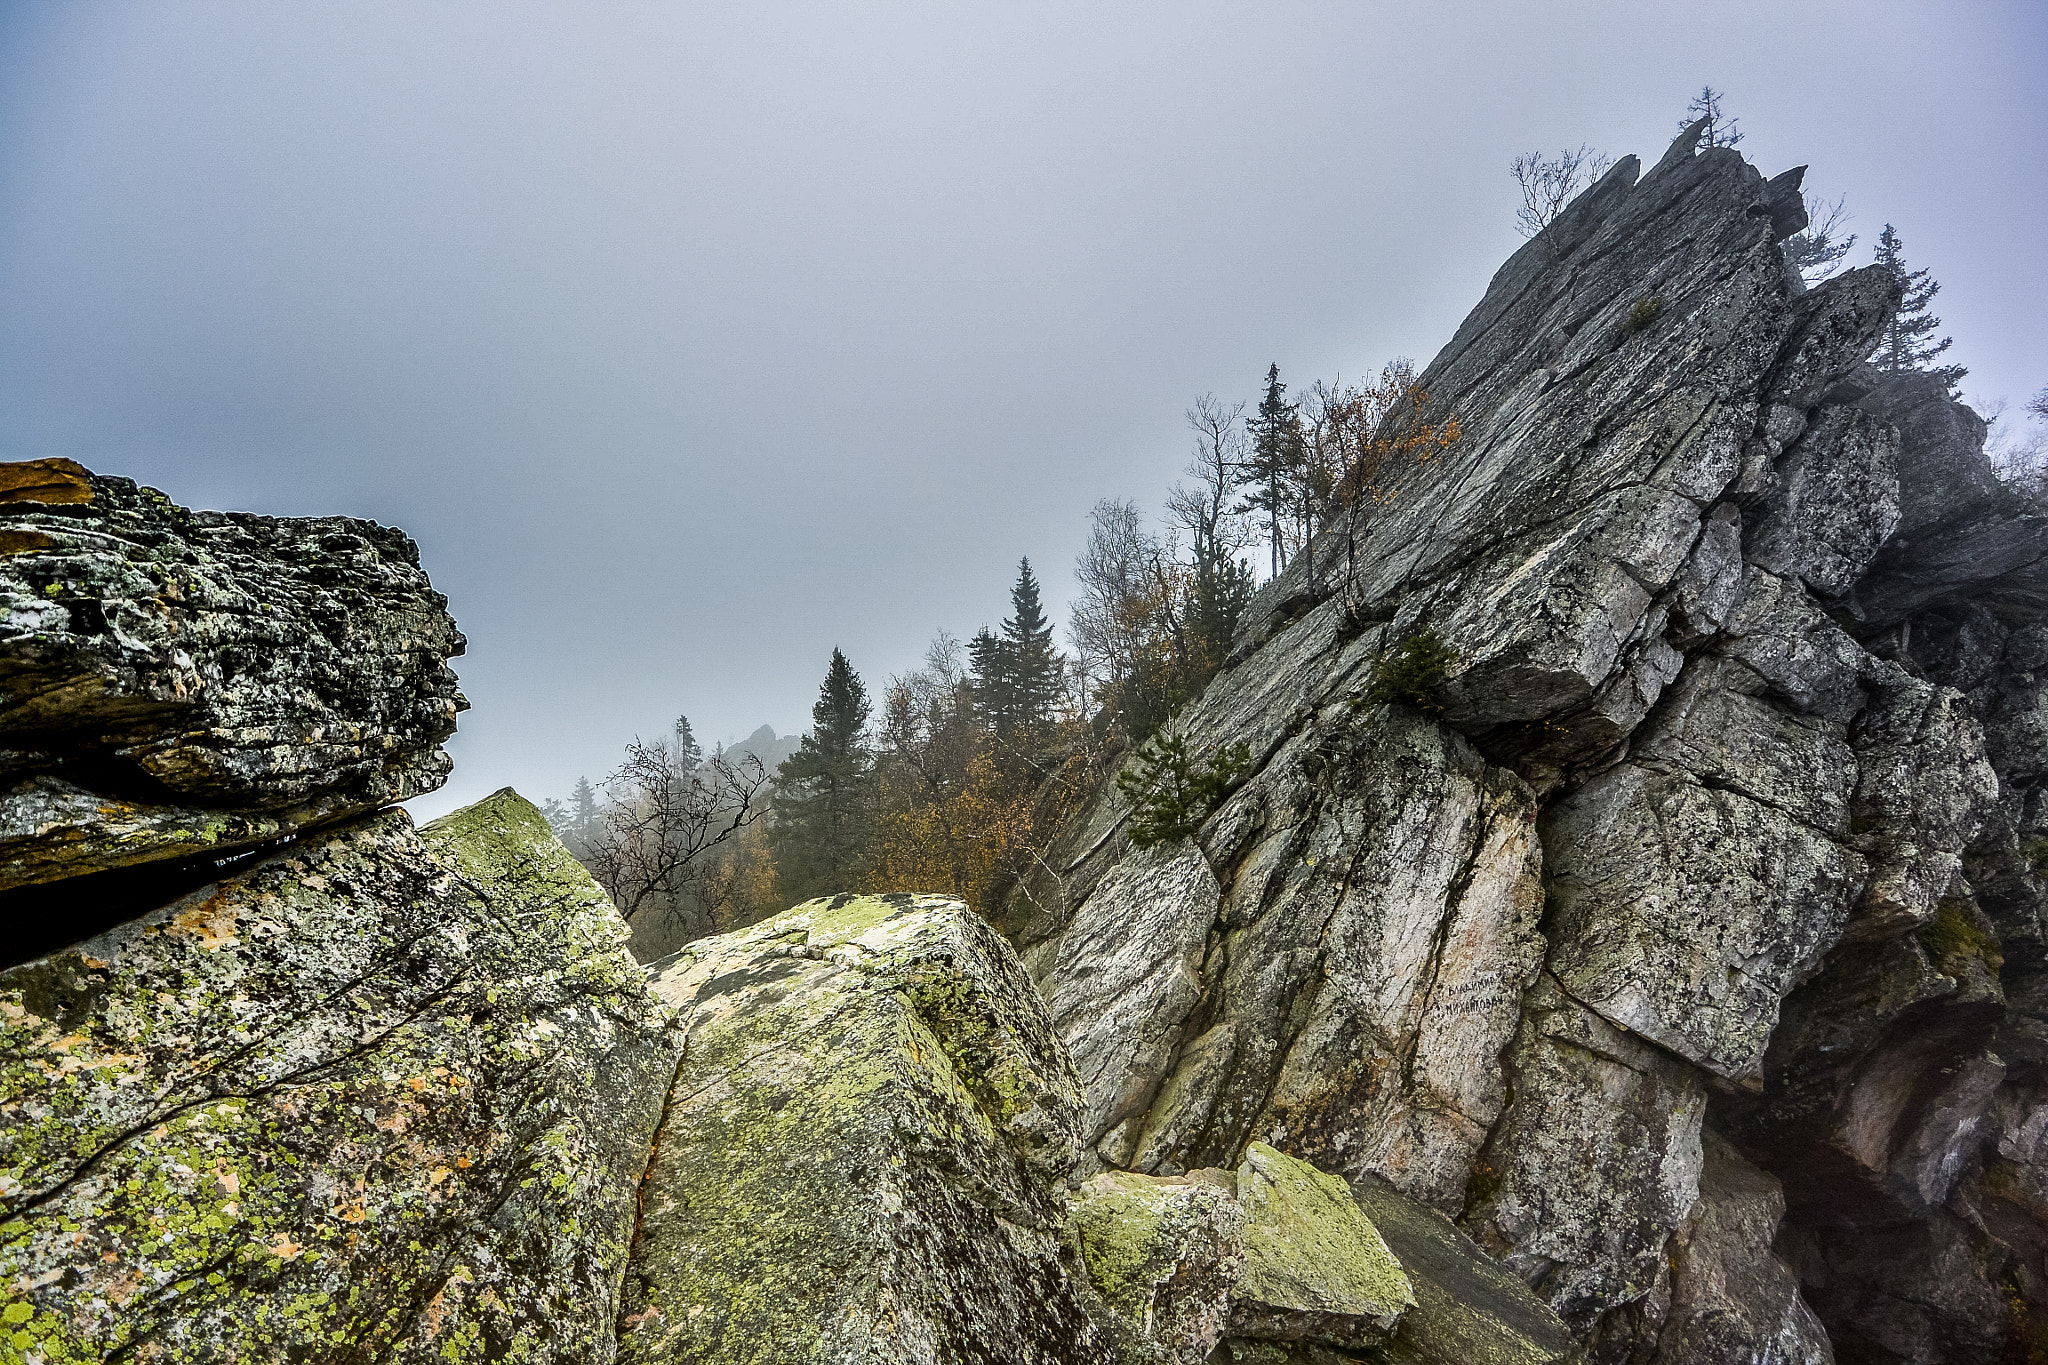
3, 1, 2043, 819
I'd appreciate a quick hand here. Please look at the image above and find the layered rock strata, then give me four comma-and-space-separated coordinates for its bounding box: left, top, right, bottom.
1004, 122, 2048, 1362
0, 460, 464, 894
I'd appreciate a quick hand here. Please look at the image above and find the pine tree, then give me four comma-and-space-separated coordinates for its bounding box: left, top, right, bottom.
669, 715, 703, 775
1872, 224, 1966, 390
769, 648, 876, 902
1240, 364, 1306, 577
1186, 555, 1255, 675
967, 626, 1011, 730
1680, 86, 1743, 148
1000, 559, 1061, 736
566, 775, 599, 857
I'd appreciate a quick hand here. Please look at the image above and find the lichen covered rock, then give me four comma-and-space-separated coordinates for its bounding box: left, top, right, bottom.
1226, 1143, 1415, 1350
0, 460, 464, 891
620, 892, 1100, 1364
0, 789, 672, 1362
1071, 1168, 1244, 1364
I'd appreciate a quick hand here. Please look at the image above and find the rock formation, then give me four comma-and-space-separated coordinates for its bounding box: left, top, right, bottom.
1002, 121, 2048, 1363
0, 459, 464, 910
0, 789, 673, 1361
8, 116, 2048, 1364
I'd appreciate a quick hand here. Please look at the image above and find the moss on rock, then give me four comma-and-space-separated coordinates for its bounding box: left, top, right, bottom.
620, 892, 1099, 1364
0, 789, 672, 1363
1227, 1143, 1415, 1350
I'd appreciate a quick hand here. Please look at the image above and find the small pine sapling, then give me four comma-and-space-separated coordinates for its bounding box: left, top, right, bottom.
1117, 732, 1254, 849
1365, 628, 1459, 713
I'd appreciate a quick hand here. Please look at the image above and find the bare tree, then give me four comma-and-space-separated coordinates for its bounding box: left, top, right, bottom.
1511, 145, 1615, 239
1987, 394, 2048, 496
1785, 194, 1856, 282
1167, 394, 1252, 572
583, 716, 771, 936
1069, 498, 1157, 691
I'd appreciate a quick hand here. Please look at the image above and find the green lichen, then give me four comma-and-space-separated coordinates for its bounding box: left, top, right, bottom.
1917, 898, 2005, 976
1234, 1143, 1415, 1327
1073, 1172, 1181, 1304
0, 793, 672, 1362
621, 894, 1092, 1363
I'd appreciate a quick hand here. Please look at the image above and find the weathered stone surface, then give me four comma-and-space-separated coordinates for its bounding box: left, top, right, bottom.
0, 789, 671, 1363
1034, 689, 1544, 1213
1071, 1168, 1244, 1365
0, 462, 464, 890
1348, 1175, 1578, 1365
1747, 406, 1901, 599
1542, 742, 1864, 1080
1464, 978, 1707, 1331
621, 893, 1099, 1364
1226, 1143, 1414, 1349
1649, 1131, 1833, 1365
1011, 126, 1973, 1359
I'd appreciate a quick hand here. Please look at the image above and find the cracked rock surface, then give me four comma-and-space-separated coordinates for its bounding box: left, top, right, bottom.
1005, 121, 2048, 1361
0, 460, 464, 892
0, 790, 672, 1363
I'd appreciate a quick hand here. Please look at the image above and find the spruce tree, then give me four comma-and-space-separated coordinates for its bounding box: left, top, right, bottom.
1240, 364, 1305, 577
1872, 224, 1966, 390
769, 648, 875, 902
968, 626, 1012, 731
1187, 555, 1255, 675
566, 775, 599, 858
1000, 559, 1061, 735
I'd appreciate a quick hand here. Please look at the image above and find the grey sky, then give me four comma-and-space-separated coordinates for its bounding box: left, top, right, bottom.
3, 0, 2043, 819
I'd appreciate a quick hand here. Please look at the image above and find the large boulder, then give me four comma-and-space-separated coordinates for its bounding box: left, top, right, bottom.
1225, 1142, 1416, 1351
619, 893, 1101, 1364
0, 460, 464, 893
0, 789, 673, 1362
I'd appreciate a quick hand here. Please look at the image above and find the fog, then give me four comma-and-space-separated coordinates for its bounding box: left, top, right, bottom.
2, 1, 2042, 816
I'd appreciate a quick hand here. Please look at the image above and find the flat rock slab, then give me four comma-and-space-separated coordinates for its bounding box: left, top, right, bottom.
1227, 1143, 1415, 1350
622, 892, 1100, 1365
0, 789, 671, 1363
1346, 1176, 1578, 1365
0, 460, 464, 891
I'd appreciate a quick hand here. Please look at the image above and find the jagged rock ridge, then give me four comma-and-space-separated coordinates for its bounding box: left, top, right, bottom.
1002, 121, 2048, 1363
8, 115, 2048, 1365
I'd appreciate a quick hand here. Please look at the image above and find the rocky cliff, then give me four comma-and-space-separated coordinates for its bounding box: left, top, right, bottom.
1001, 122, 2048, 1363
6, 117, 2046, 1365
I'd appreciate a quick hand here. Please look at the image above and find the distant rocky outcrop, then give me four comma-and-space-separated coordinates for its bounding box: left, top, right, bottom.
1002, 121, 2048, 1363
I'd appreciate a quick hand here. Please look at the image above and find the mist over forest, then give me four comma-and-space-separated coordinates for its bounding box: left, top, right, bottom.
544, 89, 2048, 960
